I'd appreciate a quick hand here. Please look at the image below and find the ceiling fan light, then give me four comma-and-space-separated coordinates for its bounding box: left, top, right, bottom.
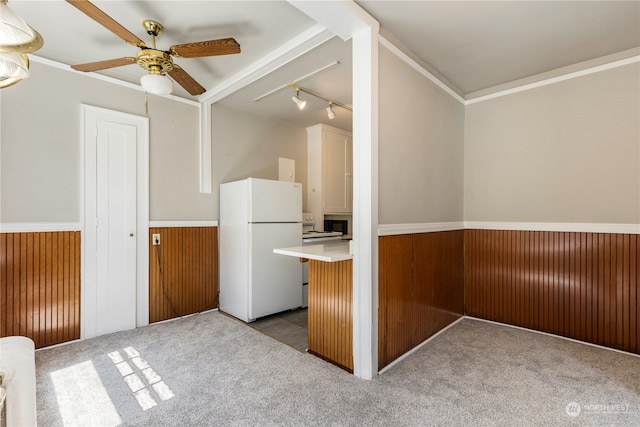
0, 0, 43, 52
140, 73, 172, 95
0, 52, 28, 87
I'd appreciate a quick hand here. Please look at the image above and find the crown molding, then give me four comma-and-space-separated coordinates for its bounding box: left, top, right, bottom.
378, 35, 466, 105
378, 36, 640, 106
466, 54, 640, 105
199, 24, 334, 104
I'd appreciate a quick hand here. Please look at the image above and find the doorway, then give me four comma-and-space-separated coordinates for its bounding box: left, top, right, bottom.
82, 105, 149, 339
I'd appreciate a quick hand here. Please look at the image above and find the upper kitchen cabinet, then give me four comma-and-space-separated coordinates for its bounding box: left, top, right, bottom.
307, 124, 353, 226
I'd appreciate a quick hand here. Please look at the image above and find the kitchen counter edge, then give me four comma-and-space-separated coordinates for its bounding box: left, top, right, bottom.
273, 242, 352, 262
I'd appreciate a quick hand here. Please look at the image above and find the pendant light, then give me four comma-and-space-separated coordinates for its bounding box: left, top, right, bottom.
0, 0, 43, 53
0, 0, 43, 88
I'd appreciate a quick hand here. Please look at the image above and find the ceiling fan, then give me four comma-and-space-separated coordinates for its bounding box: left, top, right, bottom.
66, 0, 240, 96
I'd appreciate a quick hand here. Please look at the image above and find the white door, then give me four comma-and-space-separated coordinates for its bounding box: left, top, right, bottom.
322, 130, 351, 213
96, 121, 137, 335
83, 106, 149, 339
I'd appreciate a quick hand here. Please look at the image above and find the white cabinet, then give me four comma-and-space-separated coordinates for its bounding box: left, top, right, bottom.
307, 124, 352, 229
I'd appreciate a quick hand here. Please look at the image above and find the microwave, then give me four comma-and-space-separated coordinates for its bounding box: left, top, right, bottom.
324, 219, 348, 235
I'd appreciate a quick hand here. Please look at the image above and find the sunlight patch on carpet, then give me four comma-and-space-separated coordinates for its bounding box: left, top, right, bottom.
50, 360, 122, 427
108, 347, 175, 411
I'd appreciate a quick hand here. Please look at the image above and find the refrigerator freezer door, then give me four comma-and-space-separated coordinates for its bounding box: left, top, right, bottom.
247, 178, 302, 223
220, 179, 249, 225
248, 222, 302, 320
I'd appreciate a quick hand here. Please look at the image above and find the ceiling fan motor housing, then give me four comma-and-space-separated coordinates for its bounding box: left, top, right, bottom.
136, 49, 173, 74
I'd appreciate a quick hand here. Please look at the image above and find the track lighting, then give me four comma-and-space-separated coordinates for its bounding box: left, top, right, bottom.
291, 88, 306, 109
289, 85, 352, 119
256, 82, 351, 119
326, 102, 336, 120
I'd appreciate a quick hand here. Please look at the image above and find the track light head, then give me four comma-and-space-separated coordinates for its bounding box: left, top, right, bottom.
291, 89, 306, 109
326, 103, 336, 119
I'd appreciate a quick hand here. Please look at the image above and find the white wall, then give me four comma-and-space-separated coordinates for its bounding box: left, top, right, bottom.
464, 63, 640, 224
378, 44, 465, 225
211, 104, 308, 217
0, 62, 311, 224
0, 61, 208, 222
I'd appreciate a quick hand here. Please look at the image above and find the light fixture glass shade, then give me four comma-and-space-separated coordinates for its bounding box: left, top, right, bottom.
0, 0, 43, 52
140, 73, 172, 95
0, 52, 28, 88
326, 104, 336, 120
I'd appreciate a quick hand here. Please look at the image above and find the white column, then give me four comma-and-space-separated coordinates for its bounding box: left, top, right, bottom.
200, 102, 212, 193
287, 0, 380, 380
351, 27, 379, 380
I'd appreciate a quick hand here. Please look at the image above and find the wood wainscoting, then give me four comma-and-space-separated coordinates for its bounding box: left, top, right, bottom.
378, 231, 465, 370
148, 227, 218, 323
465, 229, 639, 354
0, 231, 81, 348
307, 259, 353, 372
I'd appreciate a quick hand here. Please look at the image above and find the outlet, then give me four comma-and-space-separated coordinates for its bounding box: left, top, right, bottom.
152, 233, 160, 246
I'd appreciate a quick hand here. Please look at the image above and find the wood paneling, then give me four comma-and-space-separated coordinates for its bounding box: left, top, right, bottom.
379, 234, 413, 368
149, 227, 218, 323
465, 229, 639, 354
0, 231, 80, 348
307, 259, 353, 372
378, 231, 465, 370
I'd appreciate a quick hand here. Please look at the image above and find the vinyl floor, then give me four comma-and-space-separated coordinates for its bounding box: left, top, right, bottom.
247, 308, 308, 353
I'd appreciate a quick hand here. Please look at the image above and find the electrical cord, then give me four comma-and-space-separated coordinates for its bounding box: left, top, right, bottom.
155, 244, 183, 319
154, 241, 218, 320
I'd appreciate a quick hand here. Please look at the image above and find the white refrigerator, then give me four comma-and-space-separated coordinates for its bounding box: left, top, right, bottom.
219, 178, 303, 322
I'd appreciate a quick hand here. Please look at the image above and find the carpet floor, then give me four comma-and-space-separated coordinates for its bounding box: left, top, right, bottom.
34, 311, 640, 426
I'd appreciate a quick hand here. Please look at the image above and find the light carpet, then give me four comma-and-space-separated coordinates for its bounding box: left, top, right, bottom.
35, 311, 640, 426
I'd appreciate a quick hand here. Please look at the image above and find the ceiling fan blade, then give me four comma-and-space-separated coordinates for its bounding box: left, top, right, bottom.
66, 0, 145, 47
168, 66, 206, 96
71, 57, 137, 72
169, 38, 240, 58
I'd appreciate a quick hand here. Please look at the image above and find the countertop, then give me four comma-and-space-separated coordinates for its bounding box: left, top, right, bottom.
274, 242, 352, 262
